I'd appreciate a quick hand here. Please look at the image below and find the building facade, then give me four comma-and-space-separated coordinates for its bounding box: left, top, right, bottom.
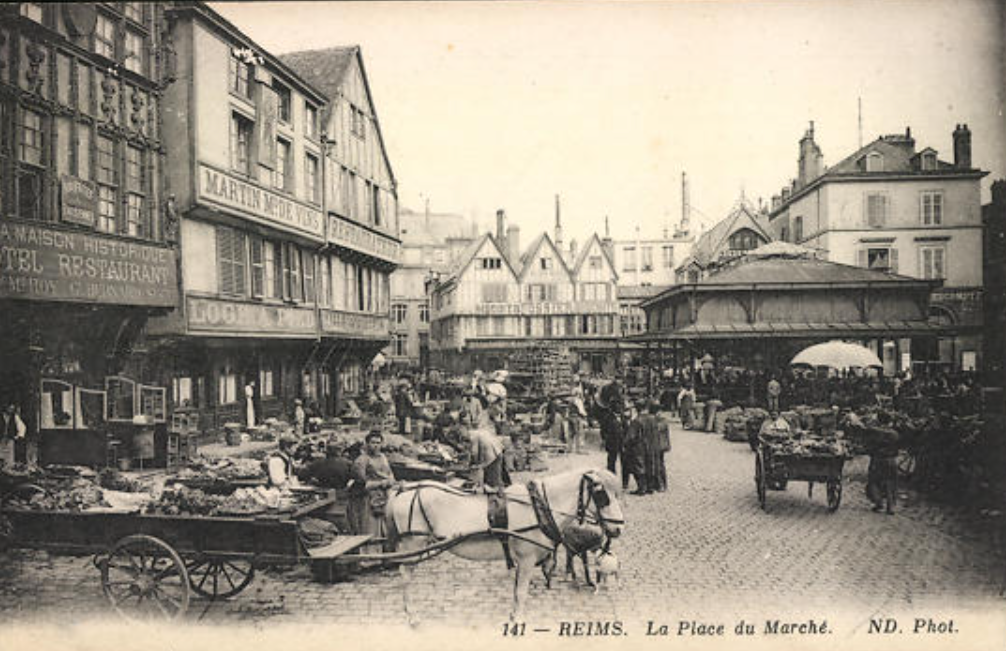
765, 122, 987, 372
147, 5, 398, 429
429, 212, 621, 376
1, 2, 179, 464
983, 179, 1006, 389
675, 198, 772, 283
282, 46, 400, 413
387, 207, 476, 368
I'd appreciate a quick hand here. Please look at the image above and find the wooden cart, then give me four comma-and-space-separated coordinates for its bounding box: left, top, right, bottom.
1, 487, 370, 621
755, 444, 845, 513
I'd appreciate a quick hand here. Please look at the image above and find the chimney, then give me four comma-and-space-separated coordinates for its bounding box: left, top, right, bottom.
495, 209, 506, 245
953, 123, 972, 169
506, 224, 520, 263
554, 194, 563, 250
798, 121, 824, 188
991, 179, 1006, 206
781, 187, 791, 202
772, 194, 781, 210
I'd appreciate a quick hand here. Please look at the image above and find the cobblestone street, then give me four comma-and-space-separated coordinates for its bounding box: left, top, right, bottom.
2, 423, 1003, 638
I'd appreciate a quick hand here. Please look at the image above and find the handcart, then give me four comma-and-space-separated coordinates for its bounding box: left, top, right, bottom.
755, 443, 845, 513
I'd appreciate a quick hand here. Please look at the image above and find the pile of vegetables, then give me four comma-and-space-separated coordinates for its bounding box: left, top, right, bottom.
8, 483, 108, 512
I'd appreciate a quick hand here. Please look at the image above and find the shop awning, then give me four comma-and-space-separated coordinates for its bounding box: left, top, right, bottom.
628, 320, 946, 342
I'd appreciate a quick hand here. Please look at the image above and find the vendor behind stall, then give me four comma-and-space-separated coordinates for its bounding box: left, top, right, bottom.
298, 445, 354, 489
265, 435, 298, 488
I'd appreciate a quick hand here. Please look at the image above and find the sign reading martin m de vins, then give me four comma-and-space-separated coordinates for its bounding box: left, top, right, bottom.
198, 163, 324, 240
0, 220, 178, 307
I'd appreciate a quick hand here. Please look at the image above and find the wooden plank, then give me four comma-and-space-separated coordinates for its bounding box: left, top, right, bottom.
307, 535, 373, 559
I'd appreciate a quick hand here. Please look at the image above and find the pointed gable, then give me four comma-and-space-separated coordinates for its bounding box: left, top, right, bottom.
448, 233, 519, 284
691, 201, 771, 268
280, 46, 397, 188
517, 232, 573, 282
572, 234, 618, 282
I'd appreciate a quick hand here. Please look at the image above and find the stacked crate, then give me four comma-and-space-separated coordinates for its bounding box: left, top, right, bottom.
510, 344, 576, 396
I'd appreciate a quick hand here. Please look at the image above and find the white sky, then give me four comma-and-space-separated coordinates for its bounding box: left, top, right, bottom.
211, 0, 1005, 243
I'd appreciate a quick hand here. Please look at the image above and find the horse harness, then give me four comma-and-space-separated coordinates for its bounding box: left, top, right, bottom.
394, 473, 620, 570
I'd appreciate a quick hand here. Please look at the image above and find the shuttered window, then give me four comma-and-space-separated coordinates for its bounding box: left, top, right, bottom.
866, 194, 887, 228
303, 252, 315, 304
250, 237, 265, 298
217, 226, 247, 296
284, 243, 303, 302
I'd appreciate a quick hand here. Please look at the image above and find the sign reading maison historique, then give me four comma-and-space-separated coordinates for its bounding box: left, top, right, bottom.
198, 163, 324, 240
0, 220, 178, 307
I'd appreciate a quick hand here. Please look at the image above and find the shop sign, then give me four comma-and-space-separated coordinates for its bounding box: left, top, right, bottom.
0, 220, 177, 307
197, 163, 324, 240
472, 301, 618, 316
320, 308, 389, 338
60, 175, 96, 227
931, 287, 983, 326
186, 295, 316, 335
327, 214, 400, 264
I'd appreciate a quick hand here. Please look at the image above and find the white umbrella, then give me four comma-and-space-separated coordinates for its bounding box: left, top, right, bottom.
791, 341, 882, 370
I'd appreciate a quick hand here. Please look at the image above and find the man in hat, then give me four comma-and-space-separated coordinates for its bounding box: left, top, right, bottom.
265, 435, 298, 488
622, 403, 648, 494
596, 384, 625, 480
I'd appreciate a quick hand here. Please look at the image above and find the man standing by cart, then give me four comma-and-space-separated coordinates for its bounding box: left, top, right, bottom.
644, 401, 671, 492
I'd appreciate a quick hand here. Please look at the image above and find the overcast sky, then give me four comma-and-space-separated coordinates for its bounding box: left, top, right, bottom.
211, 0, 1005, 243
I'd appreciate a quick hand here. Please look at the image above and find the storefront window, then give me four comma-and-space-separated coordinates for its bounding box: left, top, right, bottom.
105, 376, 136, 422
218, 362, 238, 405
172, 377, 193, 407
138, 385, 167, 422
77, 388, 106, 430
40, 380, 75, 429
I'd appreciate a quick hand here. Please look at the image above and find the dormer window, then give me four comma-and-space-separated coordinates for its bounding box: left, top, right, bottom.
921, 152, 937, 171
866, 152, 884, 172
540, 257, 552, 270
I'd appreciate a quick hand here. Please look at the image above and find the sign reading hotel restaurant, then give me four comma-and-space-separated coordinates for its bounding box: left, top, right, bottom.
186, 295, 316, 335
327, 214, 401, 264
473, 301, 619, 316
60, 175, 97, 227
320, 308, 389, 338
198, 163, 324, 240
0, 220, 177, 307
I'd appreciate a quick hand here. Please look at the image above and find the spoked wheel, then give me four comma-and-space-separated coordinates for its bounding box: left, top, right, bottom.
186, 558, 256, 599
101, 534, 190, 621
826, 479, 842, 512
755, 452, 767, 511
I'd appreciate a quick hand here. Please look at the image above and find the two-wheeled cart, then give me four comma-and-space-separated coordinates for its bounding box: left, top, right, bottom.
755, 443, 845, 513
0, 485, 371, 621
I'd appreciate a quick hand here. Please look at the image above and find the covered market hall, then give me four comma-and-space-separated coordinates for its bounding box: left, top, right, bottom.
629, 249, 947, 392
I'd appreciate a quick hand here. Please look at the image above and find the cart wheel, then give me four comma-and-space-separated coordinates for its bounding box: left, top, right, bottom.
826, 479, 842, 512
755, 453, 767, 511
186, 558, 255, 599
101, 534, 190, 621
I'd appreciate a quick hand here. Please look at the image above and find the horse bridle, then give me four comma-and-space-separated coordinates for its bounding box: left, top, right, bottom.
575, 471, 624, 540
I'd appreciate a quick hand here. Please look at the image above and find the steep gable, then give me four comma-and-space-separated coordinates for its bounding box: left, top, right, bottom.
449, 234, 519, 284
517, 232, 573, 282
280, 46, 397, 188
572, 234, 618, 282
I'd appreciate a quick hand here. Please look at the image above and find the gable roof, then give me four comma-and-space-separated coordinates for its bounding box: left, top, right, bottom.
571, 234, 618, 280
280, 46, 397, 188
517, 232, 573, 281
441, 233, 519, 285
688, 200, 771, 268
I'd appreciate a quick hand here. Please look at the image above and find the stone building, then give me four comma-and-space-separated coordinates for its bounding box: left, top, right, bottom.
765, 122, 988, 372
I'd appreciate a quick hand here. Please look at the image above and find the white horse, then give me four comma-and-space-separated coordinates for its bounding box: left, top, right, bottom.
386, 468, 625, 622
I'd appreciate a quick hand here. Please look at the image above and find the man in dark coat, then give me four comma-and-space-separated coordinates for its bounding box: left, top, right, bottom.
623, 403, 649, 495
644, 401, 671, 492
596, 383, 625, 481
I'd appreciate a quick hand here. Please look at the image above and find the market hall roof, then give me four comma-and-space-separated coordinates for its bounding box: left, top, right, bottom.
643, 255, 937, 307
